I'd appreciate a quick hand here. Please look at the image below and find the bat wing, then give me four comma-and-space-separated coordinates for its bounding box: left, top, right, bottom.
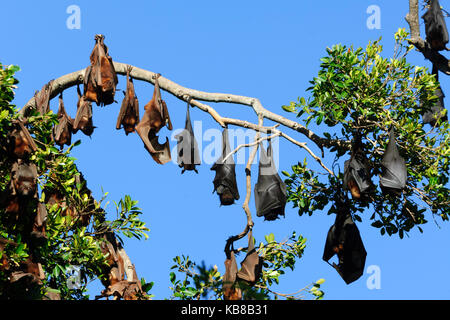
380, 129, 407, 192
211, 129, 240, 204
236, 230, 263, 284
422, 0, 449, 50
343, 151, 372, 194
34, 81, 53, 114
54, 95, 73, 147
254, 140, 287, 220
175, 105, 201, 171
322, 224, 338, 262
339, 214, 367, 284
16, 120, 38, 153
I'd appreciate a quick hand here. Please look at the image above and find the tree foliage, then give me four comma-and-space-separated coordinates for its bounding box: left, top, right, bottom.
283, 30, 449, 238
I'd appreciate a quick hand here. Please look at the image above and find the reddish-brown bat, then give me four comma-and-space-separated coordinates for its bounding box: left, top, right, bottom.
116, 66, 139, 135
53, 94, 74, 148
135, 74, 173, 164
8, 120, 37, 159
34, 80, 54, 114
73, 85, 96, 137
83, 34, 118, 106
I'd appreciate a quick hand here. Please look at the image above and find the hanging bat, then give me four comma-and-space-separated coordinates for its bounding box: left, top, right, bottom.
53, 94, 74, 148
343, 137, 372, 199
380, 129, 407, 195
30, 202, 48, 245
223, 239, 242, 300
254, 139, 287, 221
11, 160, 38, 198
73, 85, 96, 137
236, 229, 263, 285
322, 193, 367, 285
116, 66, 139, 135
211, 128, 240, 205
135, 74, 173, 165
7, 120, 37, 159
34, 80, 54, 114
175, 102, 201, 173
423, 66, 448, 126
422, 0, 449, 51
83, 34, 118, 106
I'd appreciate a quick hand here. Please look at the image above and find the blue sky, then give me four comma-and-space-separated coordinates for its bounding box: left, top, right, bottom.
1, 0, 449, 300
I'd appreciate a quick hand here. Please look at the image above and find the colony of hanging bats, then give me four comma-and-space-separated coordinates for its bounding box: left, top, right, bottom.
1, 2, 448, 298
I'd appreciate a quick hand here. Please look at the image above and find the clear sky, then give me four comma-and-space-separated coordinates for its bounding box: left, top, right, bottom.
1, 0, 449, 300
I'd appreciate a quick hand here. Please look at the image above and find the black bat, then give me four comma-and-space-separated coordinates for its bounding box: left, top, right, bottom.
211, 129, 240, 205
423, 66, 448, 126
343, 137, 372, 200
135, 74, 173, 165
236, 229, 263, 285
53, 94, 74, 148
254, 139, 287, 221
11, 160, 38, 198
323, 193, 367, 285
422, 0, 449, 51
175, 102, 201, 173
83, 34, 118, 106
116, 66, 139, 135
379, 129, 407, 195
73, 85, 96, 137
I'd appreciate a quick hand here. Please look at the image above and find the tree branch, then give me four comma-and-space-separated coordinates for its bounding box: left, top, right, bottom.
19, 62, 349, 152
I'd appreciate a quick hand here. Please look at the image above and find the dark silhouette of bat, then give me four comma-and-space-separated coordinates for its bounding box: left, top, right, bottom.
135, 74, 173, 165
254, 139, 287, 221
211, 128, 240, 205
34, 80, 54, 114
236, 229, 263, 285
380, 129, 407, 195
116, 66, 139, 135
423, 65, 448, 126
323, 193, 367, 285
83, 34, 118, 106
53, 94, 74, 148
11, 160, 38, 198
175, 102, 201, 173
223, 239, 242, 300
8, 120, 37, 159
73, 85, 95, 137
343, 136, 372, 199
422, 0, 449, 51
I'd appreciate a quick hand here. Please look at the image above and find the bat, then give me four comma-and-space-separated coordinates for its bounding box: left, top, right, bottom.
322, 193, 367, 284
30, 202, 48, 245
422, 0, 449, 51
343, 137, 372, 199
34, 80, 54, 114
116, 66, 139, 135
379, 129, 407, 195
8, 120, 37, 159
83, 34, 118, 106
53, 94, 74, 148
223, 239, 242, 300
135, 74, 173, 165
236, 229, 263, 285
254, 139, 287, 221
11, 160, 38, 198
422, 66, 448, 126
175, 102, 201, 173
211, 128, 240, 205
73, 85, 96, 137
